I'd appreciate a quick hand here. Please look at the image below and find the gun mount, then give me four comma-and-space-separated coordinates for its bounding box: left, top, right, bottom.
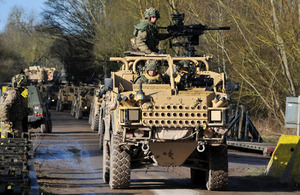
160, 13, 230, 56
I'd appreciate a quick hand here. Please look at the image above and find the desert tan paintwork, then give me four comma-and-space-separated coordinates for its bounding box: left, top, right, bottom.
104, 53, 229, 166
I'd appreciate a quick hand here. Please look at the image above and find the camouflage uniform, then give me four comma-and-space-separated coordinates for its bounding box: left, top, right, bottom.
0, 74, 28, 138
133, 7, 170, 54
135, 60, 163, 84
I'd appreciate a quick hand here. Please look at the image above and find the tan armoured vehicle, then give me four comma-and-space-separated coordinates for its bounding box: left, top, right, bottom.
56, 85, 78, 111
71, 85, 95, 119
101, 54, 238, 190
24, 66, 48, 83
44, 67, 59, 83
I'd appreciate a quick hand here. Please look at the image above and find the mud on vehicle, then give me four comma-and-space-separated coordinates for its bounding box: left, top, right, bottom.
27, 85, 52, 133
71, 85, 95, 119
100, 54, 239, 190
56, 85, 78, 111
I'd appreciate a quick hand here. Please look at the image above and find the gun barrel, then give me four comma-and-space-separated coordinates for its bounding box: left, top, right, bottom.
205, 26, 230, 30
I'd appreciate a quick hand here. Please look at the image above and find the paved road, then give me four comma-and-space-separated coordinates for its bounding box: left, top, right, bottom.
31, 110, 298, 194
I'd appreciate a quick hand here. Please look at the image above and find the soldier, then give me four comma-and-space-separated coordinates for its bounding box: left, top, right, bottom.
135, 59, 163, 84
0, 74, 28, 138
132, 7, 170, 54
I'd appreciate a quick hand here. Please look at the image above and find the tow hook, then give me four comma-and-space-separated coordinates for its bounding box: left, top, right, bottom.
197, 141, 205, 152
142, 141, 150, 152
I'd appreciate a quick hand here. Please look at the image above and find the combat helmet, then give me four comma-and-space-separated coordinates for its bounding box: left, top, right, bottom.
144, 7, 160, 19
12, 74, 28, 88
178, 60, 190, 73
145, 59, 159, 71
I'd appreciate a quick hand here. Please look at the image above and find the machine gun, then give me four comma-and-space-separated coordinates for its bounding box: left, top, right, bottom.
160, 13, 230, 56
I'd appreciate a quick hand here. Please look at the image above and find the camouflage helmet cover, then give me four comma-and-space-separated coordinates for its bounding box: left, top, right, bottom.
12, 74, 27, 87
145, 59, 159, 71
144, 7, 160, 19
179, 60, 190, 68
178, 60, 190, 73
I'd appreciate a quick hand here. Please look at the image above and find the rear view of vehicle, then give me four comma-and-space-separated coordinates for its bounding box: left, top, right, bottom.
27, 86, 52, 133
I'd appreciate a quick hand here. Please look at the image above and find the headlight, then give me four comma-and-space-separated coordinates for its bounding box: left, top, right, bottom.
121, 108, 141, 124
210, 110, 222, 122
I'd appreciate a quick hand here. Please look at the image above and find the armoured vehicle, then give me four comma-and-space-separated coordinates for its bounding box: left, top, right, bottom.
27, 85, 52, 133
24, 66, 48, 83
71, 85, 95, 119
44, 67, 59, 83
56, 85, 78, 111
100, 13, 236, 190
100, 54, 238, 190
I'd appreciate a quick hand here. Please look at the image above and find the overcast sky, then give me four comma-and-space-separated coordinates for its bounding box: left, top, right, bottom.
0, 0, 46, 32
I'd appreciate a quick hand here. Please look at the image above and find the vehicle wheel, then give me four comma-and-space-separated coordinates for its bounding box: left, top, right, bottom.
59, 101, 63, 112
56, 100, 60, 111
109, 133, 131, 189
88, 104, 94, 125
206, 145, 228, 191
99, 120, 104, 150
41, 124, 46, 133
91, 114, 99, 131
75, 106, 83, 119
46, 113, 52, 133
103, 133, 110, 183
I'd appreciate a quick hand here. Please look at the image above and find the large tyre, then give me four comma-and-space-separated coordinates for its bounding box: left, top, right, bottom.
88, 103, 94, 125
59, 101, 63, 112
98, 120, 104, 150
206, 145, 228, 191
46, 113, 52, 133
109, 133, 131, 189
47, 119, 52, 133
56, 100, 60, 111
75, 106, 83, 119
103, 133, 110, 183
91, 114, 99, 131
70, 101, 75, 116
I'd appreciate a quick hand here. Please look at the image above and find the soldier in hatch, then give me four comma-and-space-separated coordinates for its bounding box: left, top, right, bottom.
0, 74, 29, 138
135, 60, 163, 84
132, 7, 170, 54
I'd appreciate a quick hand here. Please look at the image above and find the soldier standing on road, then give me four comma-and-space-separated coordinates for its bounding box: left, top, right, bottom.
0, 74, 29, 138
135, 60, 163, 84
132, 7, 170, 54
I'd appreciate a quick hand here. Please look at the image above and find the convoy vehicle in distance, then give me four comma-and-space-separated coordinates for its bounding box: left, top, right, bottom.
100, 53, 238, 190
56, 85, 78, 111
71, 85, 95, 119
27, 85, 52, 133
